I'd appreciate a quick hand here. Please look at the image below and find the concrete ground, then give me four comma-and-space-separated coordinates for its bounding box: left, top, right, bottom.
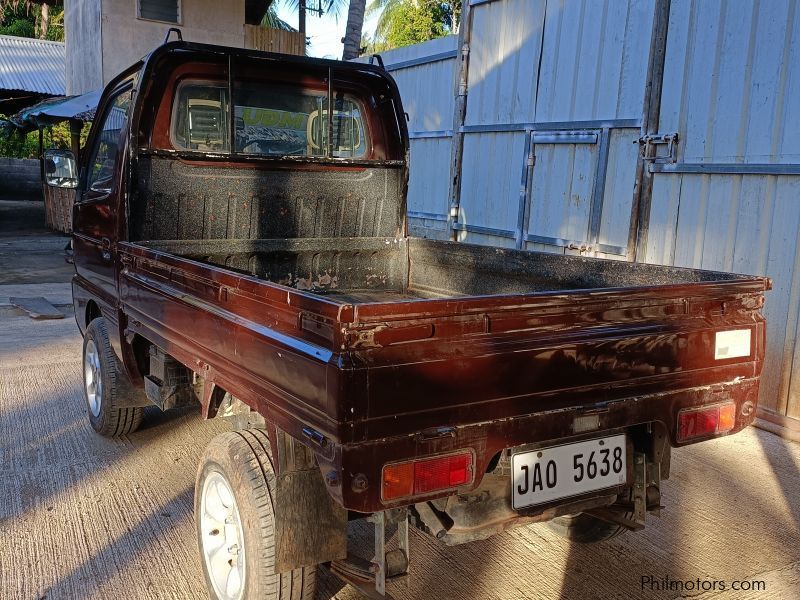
0, 200, 74, 321
0, 203, 798, 599
0, 200, 49, 237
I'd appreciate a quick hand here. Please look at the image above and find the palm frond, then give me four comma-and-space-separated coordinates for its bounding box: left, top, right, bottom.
261, 5, 296, 31
276, 0, 348, 20
365, 0, 399, 18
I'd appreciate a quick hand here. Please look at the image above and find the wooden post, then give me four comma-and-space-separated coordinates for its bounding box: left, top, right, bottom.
629, 0, 672, 261
447, 0, 474, 241
69, 119, 81, 163
299, 0, 306, 41
38, 127, 45, 180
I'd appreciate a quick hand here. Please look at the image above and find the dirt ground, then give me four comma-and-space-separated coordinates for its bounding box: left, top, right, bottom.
0, 226, 798, 600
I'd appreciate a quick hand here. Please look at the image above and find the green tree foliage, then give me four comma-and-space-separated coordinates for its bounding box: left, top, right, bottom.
385, 1, 447, 48
0, 2, 64, 41
365, 0, 460, 52
0, 123, 40, 158
0, 3, 35, 37
0, 2, 70, 158
1, 117, 91, 159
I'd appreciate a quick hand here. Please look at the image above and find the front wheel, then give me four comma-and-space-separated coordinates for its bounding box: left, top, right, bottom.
82, 318, 144, 437
195, 430, 316, 600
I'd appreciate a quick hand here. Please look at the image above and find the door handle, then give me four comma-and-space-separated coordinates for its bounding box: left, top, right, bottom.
101, 237, 112, 261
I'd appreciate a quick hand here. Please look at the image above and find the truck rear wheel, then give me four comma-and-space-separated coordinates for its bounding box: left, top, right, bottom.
83, 318, 145, 437
195, 430, 316, 600
547, 512, 628, 543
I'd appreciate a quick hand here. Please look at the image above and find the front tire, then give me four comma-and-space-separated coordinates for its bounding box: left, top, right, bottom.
195, 430, 316, 600
82, 317, 145, 437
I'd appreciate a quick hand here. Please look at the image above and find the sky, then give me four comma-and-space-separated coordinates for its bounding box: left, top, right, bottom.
275, 2, 381, 59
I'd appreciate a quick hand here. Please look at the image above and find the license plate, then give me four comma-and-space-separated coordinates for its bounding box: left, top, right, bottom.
512, 434, 627, 510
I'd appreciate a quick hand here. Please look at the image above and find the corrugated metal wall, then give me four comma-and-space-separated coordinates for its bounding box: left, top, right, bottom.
643, 0, 800, 420
368, 37, 459, 239
374, 0, 800, 425
456, 0, 654, 257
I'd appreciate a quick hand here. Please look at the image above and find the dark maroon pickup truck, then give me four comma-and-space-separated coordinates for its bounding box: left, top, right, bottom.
45, 41, 769, 600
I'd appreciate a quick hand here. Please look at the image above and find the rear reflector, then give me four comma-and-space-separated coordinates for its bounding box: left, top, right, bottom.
382, 452, 474, 501
715, 329, 751, 360
677, 402, 737, 442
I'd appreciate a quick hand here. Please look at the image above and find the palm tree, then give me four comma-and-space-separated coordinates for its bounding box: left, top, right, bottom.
365, 0, 402, 43
277, 0, 347, 35
276, 0, 366, 60
261, 3, 296, 31
341, 0, 366, 59
367, 0, 461, 42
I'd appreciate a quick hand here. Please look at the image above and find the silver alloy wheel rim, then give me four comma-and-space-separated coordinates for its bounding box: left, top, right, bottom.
84, 339, 102, 418
200, 471, 246, 600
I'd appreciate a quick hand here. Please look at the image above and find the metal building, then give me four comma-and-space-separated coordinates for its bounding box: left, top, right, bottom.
0, 34, 65, 113
371, 0, 800, 435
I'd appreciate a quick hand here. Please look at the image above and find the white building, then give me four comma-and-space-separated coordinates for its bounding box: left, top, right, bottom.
64, 0, 300, 94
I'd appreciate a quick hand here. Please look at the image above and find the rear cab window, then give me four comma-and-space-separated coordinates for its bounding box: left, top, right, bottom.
171, 82, 229, 151
170, 79, 369, 158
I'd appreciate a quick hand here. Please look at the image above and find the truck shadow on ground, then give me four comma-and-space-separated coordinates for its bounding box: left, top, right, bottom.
0, 343, 227, 598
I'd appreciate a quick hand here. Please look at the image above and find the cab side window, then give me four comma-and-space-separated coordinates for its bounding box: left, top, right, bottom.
86, 89, 132, 194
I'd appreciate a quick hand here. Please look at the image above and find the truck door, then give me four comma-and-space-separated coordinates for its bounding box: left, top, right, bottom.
72, 85, 132, 311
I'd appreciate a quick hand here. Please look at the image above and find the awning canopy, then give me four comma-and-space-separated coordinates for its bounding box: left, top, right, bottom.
1, 88, 101, 136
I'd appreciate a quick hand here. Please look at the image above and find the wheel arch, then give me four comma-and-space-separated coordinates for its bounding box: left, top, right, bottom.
85, 300, 102, 328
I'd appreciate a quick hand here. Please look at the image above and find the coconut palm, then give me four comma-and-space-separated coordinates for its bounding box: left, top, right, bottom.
276, 0, 367, 59
276, 0, 349, 32
367, 0, 461, 42
341, 0, 366, 59
261, 3, 296, 31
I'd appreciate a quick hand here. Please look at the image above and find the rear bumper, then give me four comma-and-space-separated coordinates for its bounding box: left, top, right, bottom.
316, 376, 759, 513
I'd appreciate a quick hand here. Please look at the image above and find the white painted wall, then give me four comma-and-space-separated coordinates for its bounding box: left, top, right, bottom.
65, 0, 246, 94
64, 0, 103, 94
358, 36, 459, 239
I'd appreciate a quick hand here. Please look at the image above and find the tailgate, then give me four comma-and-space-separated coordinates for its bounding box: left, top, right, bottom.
340, 278, 769, 442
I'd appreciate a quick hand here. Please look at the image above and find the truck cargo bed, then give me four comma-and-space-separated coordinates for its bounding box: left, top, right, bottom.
119, 232, 768, 515
141, 236, 745, 304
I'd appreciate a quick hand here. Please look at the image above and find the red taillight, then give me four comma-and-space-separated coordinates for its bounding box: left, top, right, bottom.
382, 452, 474, 501
677, 402, 737, 442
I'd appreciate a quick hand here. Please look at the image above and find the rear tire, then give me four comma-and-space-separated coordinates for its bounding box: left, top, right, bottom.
195, 429, 317, 600
82, 317, 145, 437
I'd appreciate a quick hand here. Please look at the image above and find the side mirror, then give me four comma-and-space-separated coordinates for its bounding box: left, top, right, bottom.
43, 149, 78, 189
